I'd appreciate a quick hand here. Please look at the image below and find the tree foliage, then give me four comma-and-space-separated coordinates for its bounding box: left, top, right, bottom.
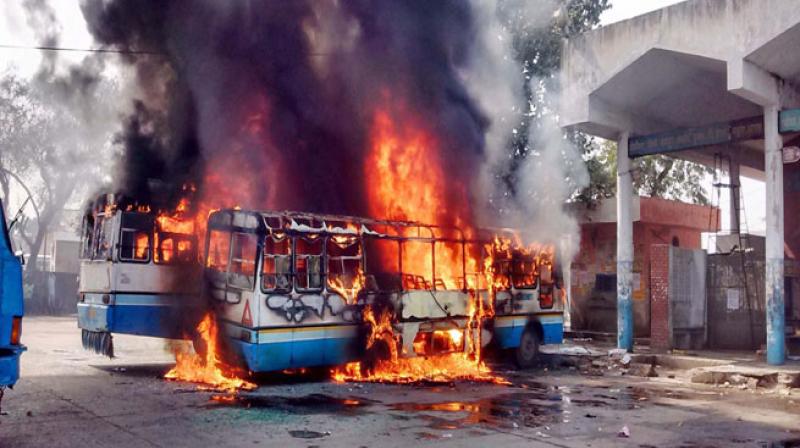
577, 140, 714, 205
0, 70, 116, 308
497, 0, 609, 197
499, 0, 712, 207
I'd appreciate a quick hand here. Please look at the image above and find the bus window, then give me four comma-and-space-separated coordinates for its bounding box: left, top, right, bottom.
434, 240, 464, 290
486, 245, 511, 290
118, 227, 150, 262
327, 235, 361, 291
94, 217, 114, 260
512, 255, 538, 289
400, 240, 433, 290
229, 232, 258, 290
262, 234, 291, 292
464, 241, 485, 290
80, 214, 94, 259
364, 236, 402, 291
295, 236, 323, 291
155, 233, 196, 264
207, 229, 231, 272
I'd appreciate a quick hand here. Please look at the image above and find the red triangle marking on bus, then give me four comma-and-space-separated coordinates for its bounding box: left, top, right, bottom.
241, 300, 253, 327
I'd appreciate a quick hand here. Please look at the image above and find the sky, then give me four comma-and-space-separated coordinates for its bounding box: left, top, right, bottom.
0, 0, 766, 235
0, 1, 92, 77
601, 0, 688, 25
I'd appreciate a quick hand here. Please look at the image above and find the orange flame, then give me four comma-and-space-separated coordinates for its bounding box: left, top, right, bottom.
364, 107, 470, 289
134, 234, 149, 259
327, 267, 365, 305
165, 313, 256, 392
332, 307, 506, 384
337, 103, 511, 384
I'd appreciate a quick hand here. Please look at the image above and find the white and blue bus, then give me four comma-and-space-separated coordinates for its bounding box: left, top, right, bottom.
0, 197, 24, 388
77, 195, 203, 356
206, 209, 563, 372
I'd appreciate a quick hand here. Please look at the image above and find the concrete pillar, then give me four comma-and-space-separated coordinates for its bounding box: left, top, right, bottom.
616, 132, 634, 351
764, 105, 785, 365
728, 155, 741, 234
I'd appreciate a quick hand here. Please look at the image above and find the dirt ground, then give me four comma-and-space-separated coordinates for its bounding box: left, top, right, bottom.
1, 316, 799, 448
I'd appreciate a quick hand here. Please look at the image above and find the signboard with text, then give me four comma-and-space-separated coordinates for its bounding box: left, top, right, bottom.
628, 108, 800, 158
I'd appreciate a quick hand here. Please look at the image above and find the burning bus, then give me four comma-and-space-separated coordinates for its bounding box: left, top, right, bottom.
203, 208, 563, 377
76, 197, 563, 386
77, 194, 203, 357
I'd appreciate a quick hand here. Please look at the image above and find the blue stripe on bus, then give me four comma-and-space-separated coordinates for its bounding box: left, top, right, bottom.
228, 336, 361, 372
0, 346, 23, 385
541, 321, 564, 344
493, 315, 564, 348
77, 294, 201, 339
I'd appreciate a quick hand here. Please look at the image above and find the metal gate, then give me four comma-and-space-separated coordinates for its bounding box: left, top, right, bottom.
669, 247, 707, 349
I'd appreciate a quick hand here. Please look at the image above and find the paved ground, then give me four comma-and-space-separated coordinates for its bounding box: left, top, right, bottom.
1, 317, 799, 448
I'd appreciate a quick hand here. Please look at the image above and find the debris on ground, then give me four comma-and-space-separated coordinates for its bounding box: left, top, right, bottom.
618, 425, 630, 438
690, 366, 800, 391
289, 430, 330, 439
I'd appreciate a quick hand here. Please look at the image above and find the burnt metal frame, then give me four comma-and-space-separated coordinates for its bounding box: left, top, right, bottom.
208, 209, 548, 298
213, 209, 472, 295
261, 232, 292, 294
152, 231, 198, 265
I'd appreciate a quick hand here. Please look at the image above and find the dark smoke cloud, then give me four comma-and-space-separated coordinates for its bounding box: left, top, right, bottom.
80, 0, 497, 221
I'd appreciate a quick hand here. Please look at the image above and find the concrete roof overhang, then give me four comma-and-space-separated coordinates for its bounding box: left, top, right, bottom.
560, 0, 800, 177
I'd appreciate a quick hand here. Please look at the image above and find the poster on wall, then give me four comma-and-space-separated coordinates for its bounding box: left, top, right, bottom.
726, 288, 741, 311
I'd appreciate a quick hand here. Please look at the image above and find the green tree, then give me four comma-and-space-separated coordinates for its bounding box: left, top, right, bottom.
576, 140, 714, 205
497, 0, 610, 197
0, 70, 116, 310
498, 0, 712, 207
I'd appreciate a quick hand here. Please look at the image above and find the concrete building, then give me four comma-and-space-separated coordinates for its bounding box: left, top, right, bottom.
569, 196, 719, 337
561, 0, 800, 364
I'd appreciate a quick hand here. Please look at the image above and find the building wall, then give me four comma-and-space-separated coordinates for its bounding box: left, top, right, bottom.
570, 197, 715, 337
706, 253, 766, 350
784, 161, 800, 260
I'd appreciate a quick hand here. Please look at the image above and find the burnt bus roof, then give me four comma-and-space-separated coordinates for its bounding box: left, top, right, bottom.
207, 208, 474, 244
205, 209, 547, 249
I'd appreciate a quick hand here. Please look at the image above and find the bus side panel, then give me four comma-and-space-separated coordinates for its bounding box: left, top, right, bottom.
227, 325, 360, 372
110, 294, 199, 339
539, 314, 565, 345
493, 316, 526, 349
0, 253, 24, 387
254, 328, 293, 371
0, 198, 25, 387
79, 261, 113, 293
322, 326, 360, 365
77, 294, 111, 332
0, 347, 21, 386
493, 314, 564, 348
78, 293, 201, 339
291, 325, 360, 368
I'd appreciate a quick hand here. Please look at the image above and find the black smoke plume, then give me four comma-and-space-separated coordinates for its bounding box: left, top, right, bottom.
80, 0, 494, 219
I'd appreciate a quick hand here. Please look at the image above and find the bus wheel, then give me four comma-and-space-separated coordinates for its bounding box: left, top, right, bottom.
191, 333, 208, 359
515, 326, 539, 369
361, 337, 391, 376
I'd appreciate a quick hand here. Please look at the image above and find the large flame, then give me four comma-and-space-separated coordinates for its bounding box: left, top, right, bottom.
365, 106, 473, 288
165, 313, 256, 392
333, 104, 507, 384
332, 306, 507, 385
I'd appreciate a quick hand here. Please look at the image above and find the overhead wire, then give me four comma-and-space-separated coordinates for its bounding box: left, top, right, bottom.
0, 43, 161, 55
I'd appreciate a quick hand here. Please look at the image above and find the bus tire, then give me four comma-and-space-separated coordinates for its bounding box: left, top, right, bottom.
191, 333, 208, 359
515, 325, 539, 369
361, 337, 391, 376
